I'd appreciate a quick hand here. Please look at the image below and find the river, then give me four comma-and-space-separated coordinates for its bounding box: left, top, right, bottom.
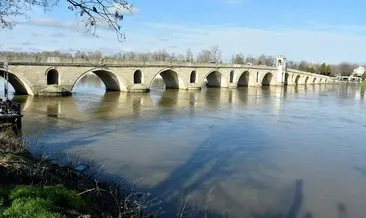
2, 75, 366, 218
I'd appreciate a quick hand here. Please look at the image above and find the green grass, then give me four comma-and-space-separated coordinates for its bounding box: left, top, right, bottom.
0, 153, 15, 162
0, 185, 89, 218
2, 197, 63, 218
361, 80, 366, 87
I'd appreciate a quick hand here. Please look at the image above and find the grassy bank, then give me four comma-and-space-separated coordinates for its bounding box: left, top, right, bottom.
0, 129, 160, 217
361, 80, 366, 87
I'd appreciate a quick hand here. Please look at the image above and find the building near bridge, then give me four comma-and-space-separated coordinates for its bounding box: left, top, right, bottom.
353, 67, 365, 78
346, 67, 366, 82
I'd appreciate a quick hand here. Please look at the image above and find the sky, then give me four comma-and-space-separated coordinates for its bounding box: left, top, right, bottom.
1, 0, 366, 63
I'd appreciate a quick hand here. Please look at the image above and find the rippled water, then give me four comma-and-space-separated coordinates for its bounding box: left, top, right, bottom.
2, 76, 366, 218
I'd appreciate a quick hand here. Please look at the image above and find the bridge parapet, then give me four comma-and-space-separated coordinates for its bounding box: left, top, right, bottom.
2, 55, 277, 70
287, 69, 330, 78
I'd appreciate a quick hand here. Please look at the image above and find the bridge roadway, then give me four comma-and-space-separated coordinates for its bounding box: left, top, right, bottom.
0, 56, 331, 96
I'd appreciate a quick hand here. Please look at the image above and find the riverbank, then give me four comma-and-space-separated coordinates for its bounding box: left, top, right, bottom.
0, 129, 159, 217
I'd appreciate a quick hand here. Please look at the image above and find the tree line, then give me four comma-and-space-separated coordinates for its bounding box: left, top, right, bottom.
230, 53, 362, 76
0, 47, 363, 77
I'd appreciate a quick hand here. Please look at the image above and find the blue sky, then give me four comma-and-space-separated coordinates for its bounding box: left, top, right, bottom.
1, 0, 366, 63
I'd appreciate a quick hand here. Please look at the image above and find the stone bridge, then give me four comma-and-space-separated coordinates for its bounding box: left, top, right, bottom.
0, 56, 331, 96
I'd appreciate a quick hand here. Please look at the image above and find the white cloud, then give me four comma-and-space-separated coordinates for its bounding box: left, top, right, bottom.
20, 18, 85, 33
1, 19, 366, 64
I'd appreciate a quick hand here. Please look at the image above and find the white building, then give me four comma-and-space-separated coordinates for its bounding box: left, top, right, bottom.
353, 67, 365, 77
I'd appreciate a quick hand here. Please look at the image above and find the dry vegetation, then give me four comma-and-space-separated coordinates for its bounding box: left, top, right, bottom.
0, 128, 163, 217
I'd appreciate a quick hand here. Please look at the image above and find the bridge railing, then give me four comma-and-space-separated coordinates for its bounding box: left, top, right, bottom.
1, 55, 278, 70
287, 69, 330, 78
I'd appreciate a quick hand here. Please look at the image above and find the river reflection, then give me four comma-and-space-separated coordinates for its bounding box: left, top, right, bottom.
3, 77, 366, 218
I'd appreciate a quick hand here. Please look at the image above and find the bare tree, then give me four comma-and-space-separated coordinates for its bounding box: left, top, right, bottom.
245, 56, 256, 65
339, 62, 358, 76
196, 46, 222, 63
210, 46, 222, 63
287, 60, 298, 69
0, 0, 134, 41
90, 50, 103, 59
196, 49, 212, 63
231, 54, 245, 64
151, 49, 170, 61
185, 49, 194, 62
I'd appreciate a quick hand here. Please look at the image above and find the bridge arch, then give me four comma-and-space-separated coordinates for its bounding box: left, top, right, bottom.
0, 69, 34, 95
133, 69, 143, 84
319, 79, 323, 83
190, 70, 197, 83
261, 72, 273, 86
150, 68, 186, 89
304, 76, 309, 84
46, 68, 60, 85
72, 68, 127, 92
203, 70, 225, 88
294, 75, 301, 84
237, 71, 249, 86
313, 78, 317, 84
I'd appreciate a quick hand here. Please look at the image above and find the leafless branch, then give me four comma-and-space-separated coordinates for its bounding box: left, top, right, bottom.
0, 0, 134, 41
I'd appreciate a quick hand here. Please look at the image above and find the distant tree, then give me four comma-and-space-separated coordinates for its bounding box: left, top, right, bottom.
196, 49, 212, 63
264, 55, 275, 66
257, 54, 266, 65
196, 46, 222, 63
325, 65, 332, 76
74, 50, 86, 58
151, 50, 170, 61
298, 61, 308, 71
185, 49, 194, 62
257, 54, 274, 66
245, 56, 256, 65
339, 62, 357, 76
176, 53, 186, 61
0, 0, 134, 41
231, 54, 245, 64
91, 50, 103, 59
209, 46, 223, 63
287, 60, 298, 69
307, 66, 316, 73
362, 72, 366, 81
319, 63, 327, 75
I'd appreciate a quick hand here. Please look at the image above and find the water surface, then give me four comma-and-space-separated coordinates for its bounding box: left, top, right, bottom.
2, 76, 366, 218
